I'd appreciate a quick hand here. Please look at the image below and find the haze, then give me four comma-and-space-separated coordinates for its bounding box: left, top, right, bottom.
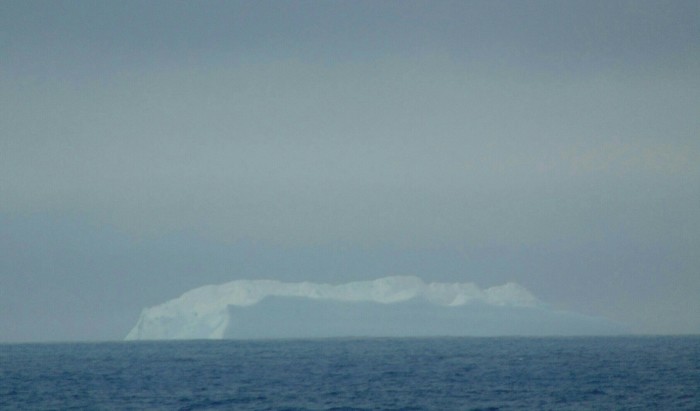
1, 0, 698, 342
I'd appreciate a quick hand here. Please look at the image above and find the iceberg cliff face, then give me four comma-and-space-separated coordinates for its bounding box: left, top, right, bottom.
125, 276, 618, 340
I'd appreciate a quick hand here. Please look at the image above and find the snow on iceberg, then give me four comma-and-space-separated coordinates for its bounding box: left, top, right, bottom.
125, 276, 617, 340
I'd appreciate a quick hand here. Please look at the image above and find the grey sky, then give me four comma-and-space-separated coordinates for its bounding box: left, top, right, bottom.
1, 0, 699, 341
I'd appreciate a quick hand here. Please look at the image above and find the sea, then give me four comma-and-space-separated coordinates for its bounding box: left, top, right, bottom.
1, 336, 699, 410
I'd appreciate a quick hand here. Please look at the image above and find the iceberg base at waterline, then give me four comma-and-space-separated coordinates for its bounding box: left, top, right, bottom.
125, 276, 621, 340
222, 296, 619, 339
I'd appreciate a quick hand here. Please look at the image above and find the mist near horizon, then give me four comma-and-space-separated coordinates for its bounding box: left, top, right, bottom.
1, 0, 699, 342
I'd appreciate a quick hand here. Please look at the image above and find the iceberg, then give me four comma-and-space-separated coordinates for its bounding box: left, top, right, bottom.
125, 276, 620, 340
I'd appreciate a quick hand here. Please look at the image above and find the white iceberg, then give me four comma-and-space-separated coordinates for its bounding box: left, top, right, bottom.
125, 276, 619, 340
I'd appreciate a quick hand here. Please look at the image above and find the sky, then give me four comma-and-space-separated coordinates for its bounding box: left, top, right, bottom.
1, 0, 699, 342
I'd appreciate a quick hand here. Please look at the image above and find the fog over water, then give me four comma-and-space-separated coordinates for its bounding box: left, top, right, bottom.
1, 0, 698, 341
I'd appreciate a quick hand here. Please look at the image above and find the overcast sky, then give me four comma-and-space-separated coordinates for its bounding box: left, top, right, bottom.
1, 0, 699, 341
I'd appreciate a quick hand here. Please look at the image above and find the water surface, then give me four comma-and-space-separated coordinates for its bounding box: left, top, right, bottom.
2, 336, 699, 410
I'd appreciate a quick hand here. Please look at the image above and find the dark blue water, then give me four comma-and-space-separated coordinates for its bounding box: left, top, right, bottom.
2, 337, 699, 410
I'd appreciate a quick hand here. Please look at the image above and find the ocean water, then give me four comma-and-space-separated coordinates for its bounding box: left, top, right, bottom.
1, 337, 699, 410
